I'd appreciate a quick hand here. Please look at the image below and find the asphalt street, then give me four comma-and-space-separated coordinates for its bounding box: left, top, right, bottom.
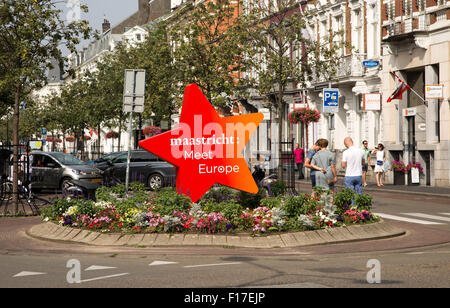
0, 185, 449, 289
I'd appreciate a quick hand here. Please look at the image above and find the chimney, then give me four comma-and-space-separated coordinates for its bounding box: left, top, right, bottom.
102, 19, 111, 33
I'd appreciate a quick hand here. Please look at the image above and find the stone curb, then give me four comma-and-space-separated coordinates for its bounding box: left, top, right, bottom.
26, 219, 405, 249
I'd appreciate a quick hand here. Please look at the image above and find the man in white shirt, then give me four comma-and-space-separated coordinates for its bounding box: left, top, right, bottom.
341, 137, 365, 194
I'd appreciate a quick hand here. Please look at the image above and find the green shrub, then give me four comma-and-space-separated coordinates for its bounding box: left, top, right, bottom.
237, 188, 264, 209
284, 194, 318, 217
334, 188, 355, 213
199, 186, 239, 204
354, 193, 373, 211
152, 187, 192, 216
270, 180, 286, 197
260, 197, 283, 209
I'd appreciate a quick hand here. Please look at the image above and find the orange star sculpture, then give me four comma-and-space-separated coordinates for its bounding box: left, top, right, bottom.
138, 84, 263, 203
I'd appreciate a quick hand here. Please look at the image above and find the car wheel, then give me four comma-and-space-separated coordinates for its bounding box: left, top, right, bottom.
148, 173, 163, 191
60, 177, 73, 192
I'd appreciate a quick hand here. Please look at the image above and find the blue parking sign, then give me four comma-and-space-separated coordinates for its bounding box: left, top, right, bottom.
323, 88, 339, 113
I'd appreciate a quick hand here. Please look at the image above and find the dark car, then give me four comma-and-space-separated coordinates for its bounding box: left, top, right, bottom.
86, 151, 125, 170
102, 150, 176, 190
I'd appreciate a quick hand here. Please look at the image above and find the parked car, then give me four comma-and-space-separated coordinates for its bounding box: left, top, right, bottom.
30, 151, 103, 191
86, 151, 125, 170
102, 150, 176, 190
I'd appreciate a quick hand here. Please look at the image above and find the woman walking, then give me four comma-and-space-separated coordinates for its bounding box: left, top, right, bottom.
372, 143, 386, 187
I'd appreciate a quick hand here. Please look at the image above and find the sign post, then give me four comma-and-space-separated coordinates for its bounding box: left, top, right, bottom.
123, 69, 146, 192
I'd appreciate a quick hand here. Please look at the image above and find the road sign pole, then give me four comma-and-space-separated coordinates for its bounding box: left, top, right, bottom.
125, 71, 137, 193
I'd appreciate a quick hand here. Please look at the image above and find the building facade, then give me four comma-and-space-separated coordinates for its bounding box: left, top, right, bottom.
381, 0, 450, 187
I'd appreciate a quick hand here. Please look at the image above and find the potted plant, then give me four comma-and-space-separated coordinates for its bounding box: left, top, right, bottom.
65, 136, 75, 142
391, 160, 406, 185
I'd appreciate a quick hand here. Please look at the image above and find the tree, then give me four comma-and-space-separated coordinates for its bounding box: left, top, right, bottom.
240, 0, 345, 178
0, 0, 92, 210
169, 0, 251, 112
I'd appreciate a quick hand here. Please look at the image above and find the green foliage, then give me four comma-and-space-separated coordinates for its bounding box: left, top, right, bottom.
201, 199, 244, 227
152, 187, 192, 216
237, 188, 265, 209
40, 198, 95, 221
334, 188, 356, 209
354, 194, 373, 211
284, 194, 319, 217
259, 197, 283, 209
199, 186, 239, 204
270, 180, 287, 197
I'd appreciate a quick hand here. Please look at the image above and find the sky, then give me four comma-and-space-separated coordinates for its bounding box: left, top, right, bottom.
59, 0, 138, 55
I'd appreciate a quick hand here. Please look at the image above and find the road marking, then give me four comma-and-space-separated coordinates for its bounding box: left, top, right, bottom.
13, 271, 46, 278
149, 261, 178, 266
439, 213, 450, 216
80, 273, 129, 283
375, 213, 443, 225
85, 265, 117, 271
184, 262, 242, 268
401, 213, 450, 222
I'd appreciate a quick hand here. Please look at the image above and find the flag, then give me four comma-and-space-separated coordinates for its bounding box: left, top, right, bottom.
387, 73, 410, 102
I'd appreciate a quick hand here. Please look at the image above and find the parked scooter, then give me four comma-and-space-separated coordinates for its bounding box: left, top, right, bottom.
252, 165, 278, 197
63, 179, 101, 201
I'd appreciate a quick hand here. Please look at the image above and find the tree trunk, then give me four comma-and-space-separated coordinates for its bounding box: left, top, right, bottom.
12, 85, 20, 213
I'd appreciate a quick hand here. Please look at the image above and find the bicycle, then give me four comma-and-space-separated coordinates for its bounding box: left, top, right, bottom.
0, 176, 52, 216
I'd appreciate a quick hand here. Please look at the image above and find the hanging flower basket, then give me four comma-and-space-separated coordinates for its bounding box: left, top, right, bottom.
143, 126, 162, 136
83, 135, 91, 141
53, 138, 62, 143
288, 107, 321, 125
106, 131, 120, 139
65, 136, 75, 142
46, 136, 54, 142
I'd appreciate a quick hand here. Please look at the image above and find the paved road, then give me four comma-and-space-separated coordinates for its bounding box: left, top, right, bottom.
0, 186, 449, 289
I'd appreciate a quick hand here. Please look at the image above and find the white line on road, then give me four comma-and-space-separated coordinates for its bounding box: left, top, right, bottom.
375, 213, 443, 225
79, 273, 129, 283
401, 213, 450, 222
13, 271, 46, 278
85, 265, 117, 271
149, 261, 178, 266
439, 213, 450, 216
184, 262, 242, 268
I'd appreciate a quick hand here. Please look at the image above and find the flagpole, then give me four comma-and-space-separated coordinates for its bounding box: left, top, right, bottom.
391, 71, 428, 105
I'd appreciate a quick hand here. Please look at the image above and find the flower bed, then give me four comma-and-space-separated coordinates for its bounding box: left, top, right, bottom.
41, 184, 379, 235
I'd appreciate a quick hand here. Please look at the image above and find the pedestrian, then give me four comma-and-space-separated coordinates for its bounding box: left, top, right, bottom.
372, 143, 386, 187
341, 137, 365, 194
293, 143, 305, 180
304, 140, 321, 189
309, 139, 337, 192
362, 140, 371, 187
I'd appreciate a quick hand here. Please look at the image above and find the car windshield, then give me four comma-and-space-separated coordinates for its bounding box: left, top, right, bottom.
49, 153, 85, 165
97, 152, 122, 162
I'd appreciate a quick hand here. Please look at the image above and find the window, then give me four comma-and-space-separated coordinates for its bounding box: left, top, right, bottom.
136, 34, 141, 41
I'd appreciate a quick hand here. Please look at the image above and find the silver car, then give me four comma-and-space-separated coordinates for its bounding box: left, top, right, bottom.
30, 152, 102, 191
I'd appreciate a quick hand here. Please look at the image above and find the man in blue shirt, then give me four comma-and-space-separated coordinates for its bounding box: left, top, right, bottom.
304, 140, 321, 188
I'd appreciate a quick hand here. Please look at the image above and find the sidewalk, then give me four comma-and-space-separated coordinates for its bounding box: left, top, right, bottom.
27, 219, 405, 249
295, 179, 450, 198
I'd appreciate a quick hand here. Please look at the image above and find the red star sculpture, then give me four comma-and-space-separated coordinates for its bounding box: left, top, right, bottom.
138, 84, 263, 203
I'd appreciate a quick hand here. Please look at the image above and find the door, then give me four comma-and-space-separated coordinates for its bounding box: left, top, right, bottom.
41, 155, 63, 188
31, 154, 45, 188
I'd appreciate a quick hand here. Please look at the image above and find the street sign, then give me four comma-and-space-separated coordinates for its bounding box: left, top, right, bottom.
323, 88, 339, 113
363, 60, 380, 68
424, 84, 444, 100
363, 93, 381, 111
123, 69, 146, 113
402, 108, 417, 117
41, 128, 47, 135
